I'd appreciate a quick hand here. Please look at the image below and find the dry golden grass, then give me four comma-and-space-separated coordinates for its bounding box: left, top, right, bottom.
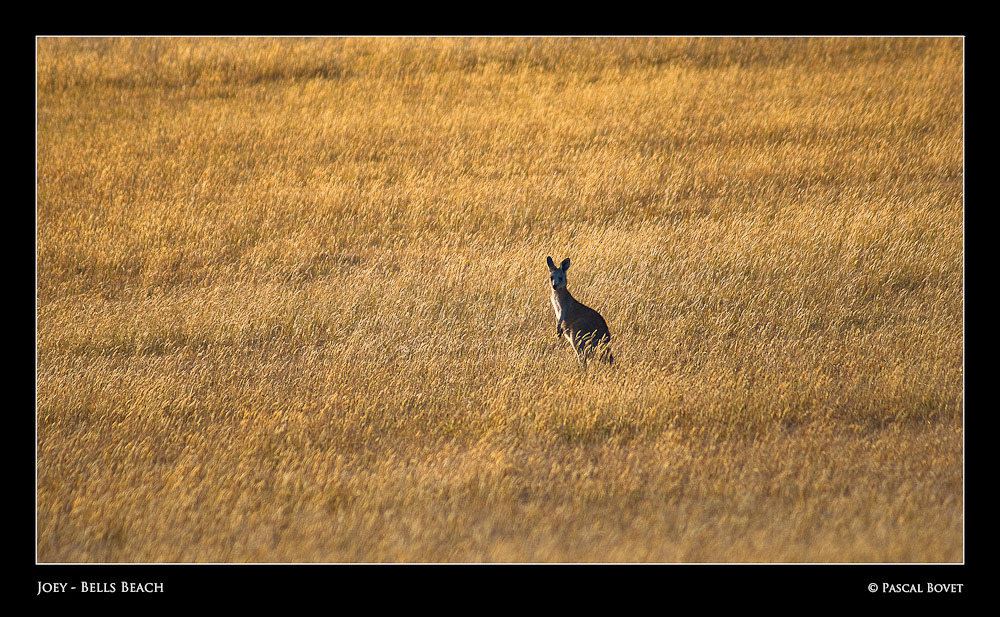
36, 37, 963, 563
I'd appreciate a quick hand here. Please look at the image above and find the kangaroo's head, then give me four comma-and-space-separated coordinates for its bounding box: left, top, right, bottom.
546, 256, 570, 290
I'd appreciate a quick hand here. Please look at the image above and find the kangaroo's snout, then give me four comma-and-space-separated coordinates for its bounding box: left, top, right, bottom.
549, 266, 567, 291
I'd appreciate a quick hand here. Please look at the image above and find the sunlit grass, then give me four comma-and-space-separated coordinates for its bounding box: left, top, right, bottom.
36, 37, 962, 562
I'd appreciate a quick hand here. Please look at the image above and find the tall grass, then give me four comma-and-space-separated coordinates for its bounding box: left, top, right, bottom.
36, 37, 963, 562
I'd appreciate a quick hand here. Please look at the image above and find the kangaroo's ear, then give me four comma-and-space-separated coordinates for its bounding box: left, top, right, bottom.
560, 258, 570, 272
546, 256, 556, 271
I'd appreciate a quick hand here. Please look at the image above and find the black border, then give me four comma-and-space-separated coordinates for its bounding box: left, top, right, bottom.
27, 27, 977, 606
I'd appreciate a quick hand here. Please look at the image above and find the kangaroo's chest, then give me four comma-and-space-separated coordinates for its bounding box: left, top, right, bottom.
550, 293, 564, 320
551, 291, 579, 326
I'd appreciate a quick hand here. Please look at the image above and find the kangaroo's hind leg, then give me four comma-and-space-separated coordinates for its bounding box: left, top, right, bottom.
568, 331, 589, 371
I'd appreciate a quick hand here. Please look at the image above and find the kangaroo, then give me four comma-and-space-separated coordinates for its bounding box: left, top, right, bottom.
547, 256, 614, 368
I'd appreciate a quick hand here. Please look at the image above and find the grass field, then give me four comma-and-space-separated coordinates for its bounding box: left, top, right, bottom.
36, 37, 963, 563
